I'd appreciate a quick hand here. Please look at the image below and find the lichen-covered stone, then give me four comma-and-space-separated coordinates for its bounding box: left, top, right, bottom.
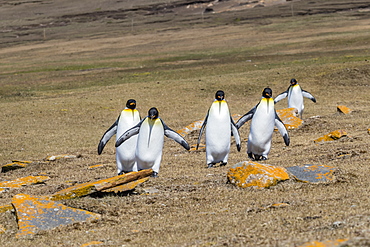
48, 169, 152, 200
286, 164, 337, 183
276, 108, 304, 129
314, 129, 347, 143
12, 194, 101, 238
87, 164, 106, 170
227, 161, 290, 188
0, 224, 6, 234
1, 161, 29, 173
0, 204, 13, 213
0, 176, 50, 189
102, 177, 149, 193
337, 105, 352, 114
80, 241, 104, 247
298, 238, 349, 247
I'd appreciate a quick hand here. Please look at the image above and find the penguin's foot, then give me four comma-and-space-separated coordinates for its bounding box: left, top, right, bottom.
220, 162, 227, 166
207, 163, 215, 168
261, 156, 267, 160
117, 171, 125, 176
151, 171, 158, 178
248, 152, 255, 161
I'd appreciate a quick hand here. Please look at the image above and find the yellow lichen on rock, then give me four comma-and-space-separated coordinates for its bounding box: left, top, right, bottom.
298, 238, 349, 247
80, 241, 104, 247
276, 108, 303, 129
314, 129, 347, 143
337, 105, 352, 114
0, 176, 50, 189
227, 161, 290, 188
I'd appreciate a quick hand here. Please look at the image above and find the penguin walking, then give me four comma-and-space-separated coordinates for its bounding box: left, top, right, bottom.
115, 107, 190, 177
98, 99, 140, 175
274, 78, 316, 118
236, 88, 289, 161
196, 90, 241, 168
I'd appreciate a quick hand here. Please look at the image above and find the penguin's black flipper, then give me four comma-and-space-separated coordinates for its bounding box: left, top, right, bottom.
302, 90, 316, 103
274, 90, 288, 104
98, 116, 119, 155
115, 119, 143, 147
230, 117, 241, 152
274, 112, 290, 146
236, 106, 256, 129
196, 112, 209, 150
162, 120, 190, 151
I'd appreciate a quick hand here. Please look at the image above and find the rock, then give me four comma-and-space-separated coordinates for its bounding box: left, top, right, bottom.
367, 128, 370, 135
0, 204, 13, 213
298, 238, 349, 247
227, 161, 290, 188
80, 241, 104, 247
12, 194, 101, 238
0, 176, 50, 190
286, 164, 337, 183
276, 108, 303, 129
0, 224, 5, 234
337, 105, 352, 114
314, 129, 347, 143
101, 177, 149, 193
1, 161, 30, 173
176, 120, 203, 137
87, 164, 106, 170
45, 154, 78, 161
48, 169, 152, 200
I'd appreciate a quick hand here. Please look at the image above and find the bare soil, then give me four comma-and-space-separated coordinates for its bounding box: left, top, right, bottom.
0, 0, 369, 246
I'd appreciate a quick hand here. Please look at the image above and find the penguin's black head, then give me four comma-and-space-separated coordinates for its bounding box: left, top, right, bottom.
262, 88, 272, 98
215, 90, 225, 101
290, 78, 297, 85
126, 99, 136, 109
148, 107, 159, 120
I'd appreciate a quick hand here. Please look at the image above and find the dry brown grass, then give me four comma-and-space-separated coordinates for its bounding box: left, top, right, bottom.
0, 0, 370, 246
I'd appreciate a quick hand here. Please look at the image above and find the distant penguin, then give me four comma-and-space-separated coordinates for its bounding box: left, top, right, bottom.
196, 90, 241, 168
115, 107, 190, 177
274, 78, 316, 118
236, 88, 290, 161
98, 99, 140, 175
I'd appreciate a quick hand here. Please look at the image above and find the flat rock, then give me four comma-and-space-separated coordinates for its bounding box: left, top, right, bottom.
0, 176, 50, 189
48, 169, 152, 200
12, 194, 101, 238
337, 105, 352, 114
0, 224, 5, 234
298, 238, 349, 247
101, 177, 149, 193
80, 241, 104, 247
227, 161, 290, 188
286, 164, 337, 183
1, 161, 30, 173
276, 108, 303, 129
45, 154, 78, 161
314, 129, 347, 143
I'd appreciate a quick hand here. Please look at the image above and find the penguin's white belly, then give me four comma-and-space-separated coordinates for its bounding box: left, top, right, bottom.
288, 87, 304, 113
136, 119, 164, 169
115, 110, 140, 171
205, 102, 231, 163
248, 102, 275, 155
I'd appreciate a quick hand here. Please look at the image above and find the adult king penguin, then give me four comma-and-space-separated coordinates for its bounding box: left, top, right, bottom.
196, 90, 241, 168
236, 88, 289, 161
98, 99, 140, 175
274, 78, 316, 118
115, 107, 190, 177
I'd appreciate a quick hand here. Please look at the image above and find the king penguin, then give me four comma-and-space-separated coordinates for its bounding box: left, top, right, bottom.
98, 99, 140, 175
115, 107, 190, 177
274, 78, 316, 118
236, 88, 290, 161
196, 90, 241, 168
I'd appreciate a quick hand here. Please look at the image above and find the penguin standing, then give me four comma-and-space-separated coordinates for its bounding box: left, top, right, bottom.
196, 90, 241, 168
236, 88, 289, 161
274, 78, 316, 118
115, 107, 190, 177
98, 99, 140, 175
